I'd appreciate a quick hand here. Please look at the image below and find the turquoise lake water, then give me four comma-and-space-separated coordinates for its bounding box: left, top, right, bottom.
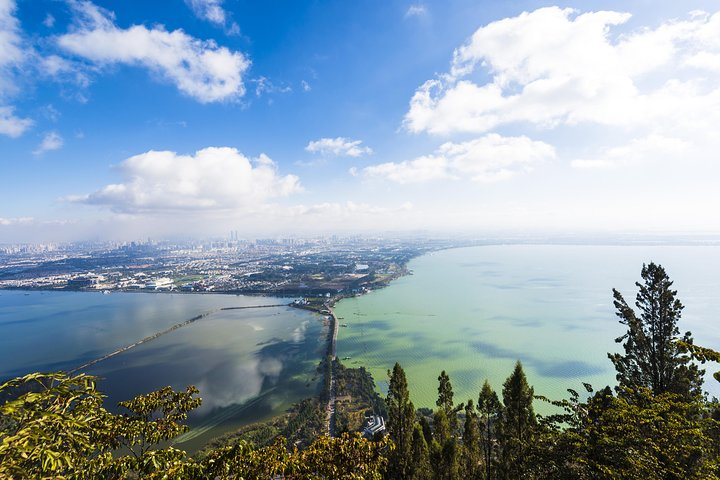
335, 245, 720, 409
0, 291, 325, 451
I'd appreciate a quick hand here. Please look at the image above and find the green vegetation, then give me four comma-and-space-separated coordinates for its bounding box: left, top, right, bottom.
334, 361, 387, 434
0, 373, 388, 479
2, 262, 719, 478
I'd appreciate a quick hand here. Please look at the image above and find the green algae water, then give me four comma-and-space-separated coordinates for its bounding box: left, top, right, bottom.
0, 291, 325, 452
335, 245, 720, 409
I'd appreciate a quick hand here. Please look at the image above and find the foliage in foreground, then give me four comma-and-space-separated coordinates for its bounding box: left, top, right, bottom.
0, 372, 390, 479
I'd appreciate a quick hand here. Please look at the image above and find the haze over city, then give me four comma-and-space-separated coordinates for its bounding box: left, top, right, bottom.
2, 0, 720, 243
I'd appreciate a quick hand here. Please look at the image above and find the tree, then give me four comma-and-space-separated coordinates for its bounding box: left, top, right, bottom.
582, 387, 720, 479
436, 370, 463, 433
410, 423, 433, 480
437, 437, 460, 480
478, 380, 501, 480
0, 372, 393, 479
609, 262, 703, 399
433, 408, 450, 445
386, 362, 416, 479
0, 372, 200, 479
461, 399, 482, 479
497, 361, 536, 480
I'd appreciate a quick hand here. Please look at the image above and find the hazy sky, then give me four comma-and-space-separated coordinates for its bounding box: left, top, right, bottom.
2, 0, 720, 242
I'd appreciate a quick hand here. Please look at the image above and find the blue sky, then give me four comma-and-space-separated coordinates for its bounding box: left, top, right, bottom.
2, 0, 720, 242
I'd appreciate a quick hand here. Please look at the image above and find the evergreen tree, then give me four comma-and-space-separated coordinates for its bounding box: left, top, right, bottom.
497, 361, 536, 480
609, 262, 703, 399
437, 437, 460, 480
419, 415, 434, 448
478, 380, 501, 480
461, 399, 482, 479
410, 423, 433, 480
436, 370, 463, 433
386, 362, 416, 479
433, 408, 450, 445
437, 370, 454, 414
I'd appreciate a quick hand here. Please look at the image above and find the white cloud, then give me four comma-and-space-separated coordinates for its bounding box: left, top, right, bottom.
571, 134, 689, 169
0, 105, 31, 137
70, 147, 302, 213
185, 0, 240, 35
253, 76, 292, 96
305, 137, 372, 157
287, 201, 413, 218
405, 4, 428, 18
0, 216, 70, 227
0, 0, 23, 69
0, 0, 26, 97
43, 13, 55, 28
33, 131, 63, 154
0, 216, 34, 226
364, 133, 555, 183
301, 80, 311, 92
58, 1, 250, 103
404, 7, 720, 136
186, 0, 226, 25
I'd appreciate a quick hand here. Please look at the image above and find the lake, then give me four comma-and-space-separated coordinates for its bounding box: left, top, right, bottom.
0, 290, 325, 452
335, 245, 720, 410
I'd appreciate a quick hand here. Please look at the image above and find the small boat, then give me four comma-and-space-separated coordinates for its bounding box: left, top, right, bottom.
342, 356, 352, 360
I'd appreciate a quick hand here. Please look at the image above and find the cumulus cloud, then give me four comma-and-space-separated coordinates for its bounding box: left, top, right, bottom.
305, 137, 372, 157
404, 7, 720, 136
69, 147, 301, 213
33, 131, 63, 154
0, 105, 32, 137
58, 1, 250, 103
364, 133, 555, 183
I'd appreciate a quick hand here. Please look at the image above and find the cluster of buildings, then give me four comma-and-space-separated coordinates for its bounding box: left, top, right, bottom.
0, 237, 440, 296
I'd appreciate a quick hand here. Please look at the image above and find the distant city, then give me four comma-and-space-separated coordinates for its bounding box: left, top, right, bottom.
4, 233, 720, 297
0, 235, 458, 296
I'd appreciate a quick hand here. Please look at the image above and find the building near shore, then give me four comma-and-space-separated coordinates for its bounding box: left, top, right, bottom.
363, 415, 386, 438
144, 277, 174, 290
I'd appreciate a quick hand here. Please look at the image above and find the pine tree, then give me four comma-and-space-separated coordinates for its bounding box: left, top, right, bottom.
478, 380, 501, 480
433, 408, 450, 445
437, 370, 454, 414
386, 363, 415, 479
438, 437, 460, 480
497, 361, 536, 480
436, 370, 463, 433
419, 415, 433, 448
410, 423, 433, 480
609, 262, 703, 399
461, 399, 482, 479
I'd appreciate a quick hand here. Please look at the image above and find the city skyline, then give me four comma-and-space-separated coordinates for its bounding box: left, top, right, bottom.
2, 0, 720, 242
